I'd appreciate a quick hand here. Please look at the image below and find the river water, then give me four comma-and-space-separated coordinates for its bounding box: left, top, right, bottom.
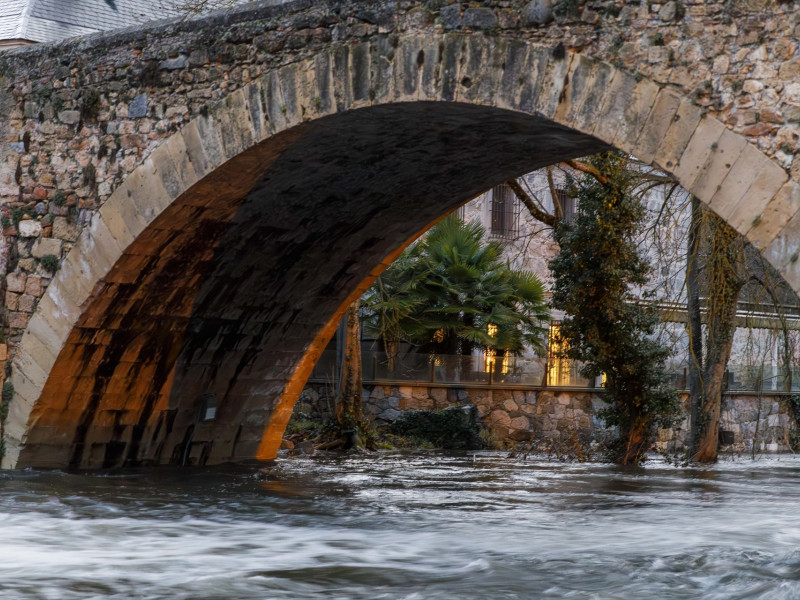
1, 452, 800, 599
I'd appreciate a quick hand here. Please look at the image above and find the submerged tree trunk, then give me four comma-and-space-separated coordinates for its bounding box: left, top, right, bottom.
693, 214, 746, 463
687, 196, 704, 456
337, 299, 365, 444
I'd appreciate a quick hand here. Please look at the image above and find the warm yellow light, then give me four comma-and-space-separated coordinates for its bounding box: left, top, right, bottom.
547, 323, 569, 386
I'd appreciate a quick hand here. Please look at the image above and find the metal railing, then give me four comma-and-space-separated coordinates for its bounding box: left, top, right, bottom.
309, 349, 596, 388
308, 349, 800, 393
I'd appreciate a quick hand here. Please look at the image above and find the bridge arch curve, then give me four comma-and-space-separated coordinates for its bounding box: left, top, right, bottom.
5, 33, 798, 468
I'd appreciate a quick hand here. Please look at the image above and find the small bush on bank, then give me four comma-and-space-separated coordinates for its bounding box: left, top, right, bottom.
388, 405, 487, 450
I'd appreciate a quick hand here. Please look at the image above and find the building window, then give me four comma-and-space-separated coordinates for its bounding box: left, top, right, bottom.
490, 184, 519, 238
546, 323, 571, 386
554, 188, 577, 225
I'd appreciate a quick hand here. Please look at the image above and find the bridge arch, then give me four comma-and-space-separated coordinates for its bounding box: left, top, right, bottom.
5, 33, 798, 468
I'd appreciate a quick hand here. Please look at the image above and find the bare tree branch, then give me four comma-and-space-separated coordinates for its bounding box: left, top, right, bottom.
545, 166, 564, 221
505, 178, 559, 228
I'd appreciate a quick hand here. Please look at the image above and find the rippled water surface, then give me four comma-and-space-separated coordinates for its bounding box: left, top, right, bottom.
2, 452, 800, 598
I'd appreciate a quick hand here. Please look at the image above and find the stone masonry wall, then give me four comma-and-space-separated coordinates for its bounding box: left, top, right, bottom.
0, 0, 800, 361
303, 383, 798, 453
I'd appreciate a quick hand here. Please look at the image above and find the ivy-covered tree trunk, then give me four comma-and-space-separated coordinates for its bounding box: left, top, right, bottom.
693, 214, 746, 463
549, 152, 678, 465
687, 196, 704, 456
336, 299, 365, 441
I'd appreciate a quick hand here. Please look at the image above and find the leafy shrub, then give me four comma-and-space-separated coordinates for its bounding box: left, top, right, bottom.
389, 405, 486, 450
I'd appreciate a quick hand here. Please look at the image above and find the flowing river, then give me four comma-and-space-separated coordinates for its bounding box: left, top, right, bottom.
1, 452, 800, 599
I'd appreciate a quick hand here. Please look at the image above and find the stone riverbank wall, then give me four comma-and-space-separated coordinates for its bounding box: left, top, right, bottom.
302, 383, 799, 454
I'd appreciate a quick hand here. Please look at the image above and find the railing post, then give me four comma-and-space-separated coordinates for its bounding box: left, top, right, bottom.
430, 360, 435, 383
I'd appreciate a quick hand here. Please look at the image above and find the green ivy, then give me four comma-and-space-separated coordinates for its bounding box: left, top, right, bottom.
549, 152, 679, 464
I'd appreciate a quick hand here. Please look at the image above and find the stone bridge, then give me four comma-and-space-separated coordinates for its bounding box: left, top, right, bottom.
0, 0, 798, 468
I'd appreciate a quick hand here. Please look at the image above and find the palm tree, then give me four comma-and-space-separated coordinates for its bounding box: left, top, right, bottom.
362, 215, 549, 365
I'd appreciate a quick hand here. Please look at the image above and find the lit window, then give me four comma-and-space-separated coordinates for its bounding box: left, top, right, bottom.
547, 323, 570, 386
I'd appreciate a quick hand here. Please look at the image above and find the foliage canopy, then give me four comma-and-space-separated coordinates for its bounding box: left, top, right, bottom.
362, 215, 550, 357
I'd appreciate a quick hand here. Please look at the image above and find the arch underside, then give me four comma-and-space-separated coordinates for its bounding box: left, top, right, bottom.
7, 33, 797, 469
14, 103, 608, 468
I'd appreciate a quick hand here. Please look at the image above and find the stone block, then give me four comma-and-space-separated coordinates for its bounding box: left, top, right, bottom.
631, 88, 682, 164
31, 293, 76, 346
568, 60, 616, 136
552, 53, 592, 125
179, 119, 218, 180
392, 37, 421, 103
159, 55, 187, 70
439, 3, 461, 29
462, 36, 504, 107
368, 36, 395, 105
18, 220, 42, 238
534, 52, 574, 120
244, 79, 271, 143
6, 272, 26, 293
415, 37, 444, 103
509, 415, 529, 430
765, 208, 800, 290
707, 143, 766, 222
463, 8, 497, 28
673, 115, 726, 191
490, 410, 511, 427
5, 291, 18, 310
503, 398, 519, 412
97, 190, 142, 250
747, 182, 800, 249
17, 294, 35, 312
652, 99, 702, 172
411, 387, 429, 401
8, 311, 29, 329
690, 129, 749, 206
612, 78, 660, 153
31, 237, 62, 259
348, 42, 371, 108
57, 110, 80, 124
430, 388, 447, 404
524, 0, 553, 24
18, 322, 59, 373
591, 69, 638, 144
262, 68, 296, 134
51, 216, 80, 242
495, 40, 530, 111
726, 158, 789, 237
17, 259, 36, 273
128, 94, 148, 118
211, 87, 255, 161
